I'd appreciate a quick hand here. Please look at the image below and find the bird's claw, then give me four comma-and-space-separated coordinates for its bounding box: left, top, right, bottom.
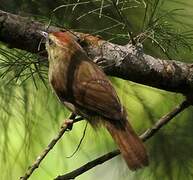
62, 119, 74, 131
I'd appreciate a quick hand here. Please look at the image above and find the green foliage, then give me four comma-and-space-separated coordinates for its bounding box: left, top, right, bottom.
140, 1, 193, 59
0, 45, 48, 87
0, 0, 193, 180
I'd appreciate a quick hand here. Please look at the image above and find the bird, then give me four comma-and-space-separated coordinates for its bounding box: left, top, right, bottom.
42, 31, 148, 170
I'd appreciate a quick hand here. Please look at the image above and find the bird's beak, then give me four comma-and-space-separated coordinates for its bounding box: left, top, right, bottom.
38, 30, 49, 39
37, 31, 49, 51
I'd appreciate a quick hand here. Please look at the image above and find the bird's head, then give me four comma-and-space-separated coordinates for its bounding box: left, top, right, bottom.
39, 31, 82, 63
40, 31, 80, 52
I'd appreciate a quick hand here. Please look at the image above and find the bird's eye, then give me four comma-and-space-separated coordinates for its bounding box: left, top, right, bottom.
48, 39, 54, 45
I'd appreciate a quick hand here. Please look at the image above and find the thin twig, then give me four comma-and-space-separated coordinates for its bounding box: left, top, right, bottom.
20, 113, 83, 180
140, 100, 190, 141
55, 150, 120, 180
111, 0, 135, 45
66, 121, 88, 158
55, 100, 190, 180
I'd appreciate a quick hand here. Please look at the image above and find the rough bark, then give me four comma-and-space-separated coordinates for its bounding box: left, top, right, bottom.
0, 10, 193, 94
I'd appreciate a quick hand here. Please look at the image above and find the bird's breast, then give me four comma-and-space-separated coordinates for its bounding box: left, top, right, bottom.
48, 59, 69, 102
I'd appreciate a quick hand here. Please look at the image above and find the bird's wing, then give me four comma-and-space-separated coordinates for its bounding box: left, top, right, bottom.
73, 60, 123, 120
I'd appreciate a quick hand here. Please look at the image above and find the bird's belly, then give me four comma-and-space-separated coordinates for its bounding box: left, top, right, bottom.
63, 101, 76, 112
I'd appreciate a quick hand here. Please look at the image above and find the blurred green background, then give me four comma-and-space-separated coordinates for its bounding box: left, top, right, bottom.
0, 0, 193, 180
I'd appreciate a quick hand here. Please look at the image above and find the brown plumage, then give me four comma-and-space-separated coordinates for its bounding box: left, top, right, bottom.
45, 31, 148, 170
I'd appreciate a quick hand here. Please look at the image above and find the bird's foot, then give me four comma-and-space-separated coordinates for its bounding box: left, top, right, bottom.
64, 113, 77, 131
66, 120, 74, 131
61, 119, 74, 131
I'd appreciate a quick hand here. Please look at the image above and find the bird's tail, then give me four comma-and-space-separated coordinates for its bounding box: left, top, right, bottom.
104, 118, 148, 170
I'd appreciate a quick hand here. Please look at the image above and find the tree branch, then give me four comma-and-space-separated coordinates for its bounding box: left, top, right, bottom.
0, 10, 193, 94
54, 100, 190, 180
20, 114, 83, 180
